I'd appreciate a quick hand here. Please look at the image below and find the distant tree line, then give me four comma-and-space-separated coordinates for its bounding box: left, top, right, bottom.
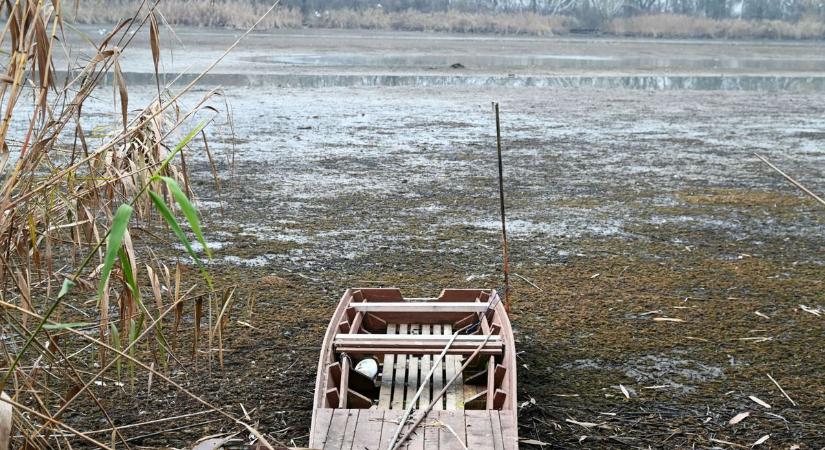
275, 0, 825, 23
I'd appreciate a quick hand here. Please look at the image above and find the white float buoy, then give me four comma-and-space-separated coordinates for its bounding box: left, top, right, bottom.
354, 357, 378, 380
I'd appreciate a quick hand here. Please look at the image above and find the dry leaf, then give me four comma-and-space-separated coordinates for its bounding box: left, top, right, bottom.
709, 437, 746, 448
728, 411, 750, 425
751, 434, 770, 446
192, 436, 232, 450
619, 384, 630, 399
565, 418, 599, 428
519, 438, 549, 446
749, 395, 771, 409
799, 304, 822, 316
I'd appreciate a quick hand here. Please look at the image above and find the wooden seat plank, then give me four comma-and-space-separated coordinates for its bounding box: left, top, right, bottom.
438, 410, 467, 450
336, 346, 502, 356
335, 334, 503, 343
351, 302, 491, 312
378, 324, 398, 409
391, 324, 408, 410
324, 409, 351, 449
351, 409, 383, 450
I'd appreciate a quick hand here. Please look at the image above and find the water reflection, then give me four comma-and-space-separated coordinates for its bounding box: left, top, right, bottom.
76, 71, 825, 91
243, 53, 825, 73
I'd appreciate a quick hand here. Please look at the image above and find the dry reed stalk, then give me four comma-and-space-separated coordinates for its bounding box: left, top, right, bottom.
2, 296, 278, 445
0, 0, 280, 446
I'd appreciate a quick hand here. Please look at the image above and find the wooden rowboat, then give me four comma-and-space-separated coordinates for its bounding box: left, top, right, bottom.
310, 288, 518, 449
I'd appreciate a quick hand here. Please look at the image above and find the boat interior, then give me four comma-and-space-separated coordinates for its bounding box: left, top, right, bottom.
323, 288, 513, 411
311, 288, 517, 449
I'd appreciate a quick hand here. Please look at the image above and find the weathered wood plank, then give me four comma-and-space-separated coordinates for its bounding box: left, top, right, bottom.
499, 412, 518, 450
438, 410, 467, 450
378, 324, 397, 409
403, 413, 427, 450
338, 356, 350, 409
325, 409, 351, 449
464, 410, 494, 449
340, 409, 360, 450
405, 324, 421, 409
486, 356, 495, 409
336, 346, 502, 356
380, 411, 403, 450
310, 408, 334, 449
352, 409, 384, 450
489, 410, 504, 450
351, 302, 491, 312
335, 335, 503, 343
422, 410, 441, 449
419, 324, 432, 408
443, 324, 460, 410
431, 323, 445, 411
391, 324, 408, 410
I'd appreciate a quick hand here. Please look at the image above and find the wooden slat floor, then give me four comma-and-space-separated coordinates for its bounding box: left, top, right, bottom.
311, 408, 517, 450
378, 323, 464, 410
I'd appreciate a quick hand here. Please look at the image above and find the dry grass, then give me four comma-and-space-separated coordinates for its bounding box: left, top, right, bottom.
312, 9, 573, 35
606, 14, 825, 40
70, 2, 825, 38
72, 0, 304, 29
0, 0, 281, 447
73, 1, 571, 35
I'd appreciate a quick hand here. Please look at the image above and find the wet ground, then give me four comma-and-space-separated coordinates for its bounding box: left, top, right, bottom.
49, 28, 825, 448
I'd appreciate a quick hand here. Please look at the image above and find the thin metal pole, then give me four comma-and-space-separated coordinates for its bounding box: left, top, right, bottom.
493, 102, 510, 313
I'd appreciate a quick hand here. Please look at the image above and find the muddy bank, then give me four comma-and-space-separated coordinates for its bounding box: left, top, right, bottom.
24, 27, 825, 448
74, 84, 821, 448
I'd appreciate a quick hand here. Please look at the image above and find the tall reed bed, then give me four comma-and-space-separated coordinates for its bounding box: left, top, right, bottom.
74, 0, 572, 35
606, 14, 825, 39
0, 0, 275, 447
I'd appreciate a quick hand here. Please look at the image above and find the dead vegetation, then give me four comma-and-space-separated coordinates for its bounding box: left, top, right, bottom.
606, 14, 825, 39
69, 1, 825, 39
72, 1, 572, 35
0, 0, 284, 447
